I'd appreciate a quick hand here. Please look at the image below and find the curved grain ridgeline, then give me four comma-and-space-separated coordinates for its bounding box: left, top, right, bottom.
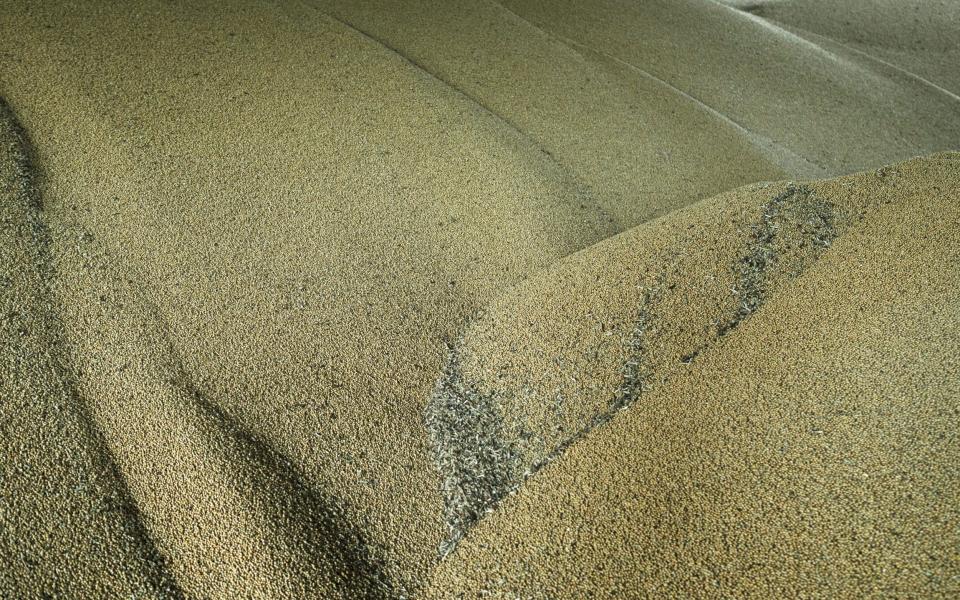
1, 1, 958, 598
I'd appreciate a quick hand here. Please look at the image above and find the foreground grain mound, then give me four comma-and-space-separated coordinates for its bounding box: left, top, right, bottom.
426, 153, 960, 597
